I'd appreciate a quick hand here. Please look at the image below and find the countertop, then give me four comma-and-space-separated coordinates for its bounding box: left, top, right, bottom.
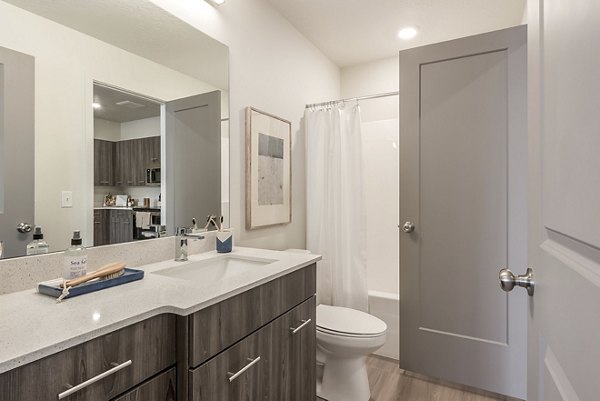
0, 247, 320, 374
94, 206, 133, 210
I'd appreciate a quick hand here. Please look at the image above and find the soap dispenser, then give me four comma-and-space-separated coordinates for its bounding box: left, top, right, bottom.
63, 230, 87, 280
26, 226, 49, 255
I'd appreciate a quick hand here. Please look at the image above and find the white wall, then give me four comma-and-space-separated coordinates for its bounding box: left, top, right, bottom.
150, 0, 341, 250
0, 1, 223, 250
120, 117, 160, 141
94, 118, 121, 141
341, 56, 399, 295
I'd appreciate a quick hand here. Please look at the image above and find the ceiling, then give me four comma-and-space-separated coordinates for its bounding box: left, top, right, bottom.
3, 0, 229, 90
93, 84, 161, 123
265, 0, 526, 67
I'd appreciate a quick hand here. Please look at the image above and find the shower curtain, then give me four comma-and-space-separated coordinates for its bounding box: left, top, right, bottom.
305, 103, 368, 311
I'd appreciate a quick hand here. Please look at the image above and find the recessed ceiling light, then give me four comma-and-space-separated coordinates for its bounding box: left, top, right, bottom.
92, 102, 102, 109
398, 27, 418, 40
206, 0, 225, 5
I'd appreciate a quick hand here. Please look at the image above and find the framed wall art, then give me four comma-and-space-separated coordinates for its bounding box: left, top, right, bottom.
245, 107, 292, 229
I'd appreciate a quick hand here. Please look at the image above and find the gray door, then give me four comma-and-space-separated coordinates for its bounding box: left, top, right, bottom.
0, 46, 34, 258
165, 91, 221, 234
527, 1, 600, 400
399, 26, 527, 398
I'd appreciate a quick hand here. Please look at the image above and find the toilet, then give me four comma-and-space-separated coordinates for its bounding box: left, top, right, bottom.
316, 304, 387, 401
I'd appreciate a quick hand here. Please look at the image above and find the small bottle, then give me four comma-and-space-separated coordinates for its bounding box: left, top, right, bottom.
63, 230, 87, 280
26, 226, 50, 256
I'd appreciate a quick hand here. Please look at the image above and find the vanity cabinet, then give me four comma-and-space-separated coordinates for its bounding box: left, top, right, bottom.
189, 296, 316, 401
113, 367, 176, 401
0, 314, 176, 401
94, 139, 115, 186
184, 264, 317, 401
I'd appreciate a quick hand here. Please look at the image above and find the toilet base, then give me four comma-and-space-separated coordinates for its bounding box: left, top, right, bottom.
317, 355, 370, 401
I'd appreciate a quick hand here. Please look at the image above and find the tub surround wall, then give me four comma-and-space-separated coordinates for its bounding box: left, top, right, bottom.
0, 233, 216, 295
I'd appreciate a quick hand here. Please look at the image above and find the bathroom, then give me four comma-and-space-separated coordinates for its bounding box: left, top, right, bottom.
0, 0, 598, 401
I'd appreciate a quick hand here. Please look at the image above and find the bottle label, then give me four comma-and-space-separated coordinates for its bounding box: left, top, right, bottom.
64, 256, 88, 279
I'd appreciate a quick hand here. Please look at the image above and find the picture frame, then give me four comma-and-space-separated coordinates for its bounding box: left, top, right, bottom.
245, 107, 292, 229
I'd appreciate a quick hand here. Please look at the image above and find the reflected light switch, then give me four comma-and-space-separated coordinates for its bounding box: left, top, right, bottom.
61, 191, 73, 208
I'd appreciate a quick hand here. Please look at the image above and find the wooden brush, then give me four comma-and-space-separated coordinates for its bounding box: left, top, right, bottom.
61, 262, 126, 288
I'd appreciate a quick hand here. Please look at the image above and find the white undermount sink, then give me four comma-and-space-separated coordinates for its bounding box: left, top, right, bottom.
152, 255, 277, 284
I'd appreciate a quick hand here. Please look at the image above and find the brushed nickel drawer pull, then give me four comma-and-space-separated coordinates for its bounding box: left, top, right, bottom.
290, 319, 312, 334
227, 356, 261, 382
58, 360, 132, 399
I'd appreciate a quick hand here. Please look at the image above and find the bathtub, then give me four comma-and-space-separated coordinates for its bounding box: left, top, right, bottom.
368, 290, 399, 360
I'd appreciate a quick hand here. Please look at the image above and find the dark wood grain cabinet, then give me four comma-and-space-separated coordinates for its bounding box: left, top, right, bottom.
94, 209, 110, 246
94, 139, 115, 186
0, 314, 176, 401
0, 264, 316, 401
111, 136, 159, 187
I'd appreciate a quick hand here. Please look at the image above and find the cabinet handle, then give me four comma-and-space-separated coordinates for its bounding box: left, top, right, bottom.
290, 319, 312, 334
58, 360, 132, 399
227, 356, 261, 383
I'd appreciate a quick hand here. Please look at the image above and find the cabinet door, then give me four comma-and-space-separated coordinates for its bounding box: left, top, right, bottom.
112, 368, 176, 401
94, 210, 110, 246
114, 141, 126, 186
131, 139, 146, 186
94, 139, 114, 186
109, 210, 133, 244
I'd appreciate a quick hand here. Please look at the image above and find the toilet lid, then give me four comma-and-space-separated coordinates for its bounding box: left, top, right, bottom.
316, 304, 387, 336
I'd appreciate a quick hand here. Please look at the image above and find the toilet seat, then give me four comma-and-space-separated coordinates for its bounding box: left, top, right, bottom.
316, 304, 387, 337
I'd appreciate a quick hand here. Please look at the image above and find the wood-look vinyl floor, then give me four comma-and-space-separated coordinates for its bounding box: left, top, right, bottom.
318, 356, 513, 401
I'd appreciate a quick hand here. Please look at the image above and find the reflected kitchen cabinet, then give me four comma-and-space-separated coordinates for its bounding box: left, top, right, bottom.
93, 139, 114, 186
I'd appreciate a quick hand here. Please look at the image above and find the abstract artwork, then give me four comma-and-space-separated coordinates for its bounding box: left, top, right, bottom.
246, 107, 291, 229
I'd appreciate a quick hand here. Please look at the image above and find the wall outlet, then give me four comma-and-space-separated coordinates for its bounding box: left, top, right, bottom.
61, 191, 73, 208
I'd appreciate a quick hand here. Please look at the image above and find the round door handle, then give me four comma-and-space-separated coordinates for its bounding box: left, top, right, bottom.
499, 267, 534, 296
17, 222, 32, 233
401, 221, 415, 233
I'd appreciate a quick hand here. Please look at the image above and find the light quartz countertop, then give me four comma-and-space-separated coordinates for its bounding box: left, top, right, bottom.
0, 247, 320, 374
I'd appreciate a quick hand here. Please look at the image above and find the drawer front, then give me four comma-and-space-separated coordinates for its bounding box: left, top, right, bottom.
112, 368, 176, 401
0, 314, 176, 401
190, 296, 316, 401
189, 264, 315, 368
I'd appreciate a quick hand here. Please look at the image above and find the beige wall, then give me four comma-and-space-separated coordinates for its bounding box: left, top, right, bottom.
151, 0, 341, 250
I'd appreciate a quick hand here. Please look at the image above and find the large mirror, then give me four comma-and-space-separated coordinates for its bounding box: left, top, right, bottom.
0, 0, 229, 258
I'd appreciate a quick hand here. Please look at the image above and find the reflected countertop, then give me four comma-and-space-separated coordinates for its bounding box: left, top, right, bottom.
0, 247, 320, 374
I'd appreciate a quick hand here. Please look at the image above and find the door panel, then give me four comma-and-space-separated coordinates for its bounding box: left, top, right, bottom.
400, 26, 527, 399
0, 46, 34, 258
528, 0, 600, 400
165, 91, 221, 234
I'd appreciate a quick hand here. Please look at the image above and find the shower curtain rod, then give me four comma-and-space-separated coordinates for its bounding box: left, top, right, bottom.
305, 91, 399, 109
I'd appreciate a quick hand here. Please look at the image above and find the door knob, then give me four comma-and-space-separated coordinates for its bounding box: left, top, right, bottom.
401, 221, 415, 233
16, 222, 32, 233
499, 267, 534, 296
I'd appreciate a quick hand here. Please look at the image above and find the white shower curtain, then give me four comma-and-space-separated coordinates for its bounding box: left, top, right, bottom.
305, 103, 368, 311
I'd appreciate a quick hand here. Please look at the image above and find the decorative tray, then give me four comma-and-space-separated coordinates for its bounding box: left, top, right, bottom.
37, 268, 144, 299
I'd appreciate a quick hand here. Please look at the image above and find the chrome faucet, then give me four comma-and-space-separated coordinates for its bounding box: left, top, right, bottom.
175, 227, 205, 262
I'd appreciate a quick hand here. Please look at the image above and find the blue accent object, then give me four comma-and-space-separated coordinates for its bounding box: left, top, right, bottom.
216, 235, 232, 253
37, 268, 144, 299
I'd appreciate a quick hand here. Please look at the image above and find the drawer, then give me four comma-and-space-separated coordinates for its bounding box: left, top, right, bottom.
112, 368, 176, 401
189, 296, 316, 401
0, 314, 176, 401
188, 264, 316, 367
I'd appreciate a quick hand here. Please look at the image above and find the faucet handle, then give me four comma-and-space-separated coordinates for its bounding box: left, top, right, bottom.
176, 226, 190, 236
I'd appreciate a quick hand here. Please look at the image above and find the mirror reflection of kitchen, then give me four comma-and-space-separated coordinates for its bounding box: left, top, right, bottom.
93, 83, 165, 246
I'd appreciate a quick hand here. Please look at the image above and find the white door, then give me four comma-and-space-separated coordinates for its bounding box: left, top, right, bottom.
526, 1, 600, 400
164, 90, 221, 234
399, 26, 527, 399
0, 46, 34, 258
